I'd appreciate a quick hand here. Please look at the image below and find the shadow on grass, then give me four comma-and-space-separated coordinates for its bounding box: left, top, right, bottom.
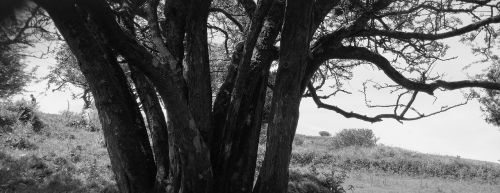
0, 151, 117, 193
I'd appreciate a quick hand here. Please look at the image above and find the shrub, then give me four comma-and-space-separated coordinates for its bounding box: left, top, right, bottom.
63, 108, 101, 132
0, 103, 17, 126
331, 128, 378, 149
294, 137, 305, 146
318, 131, 331, 137
0, 99, 44, 132
288, 167, 348, 193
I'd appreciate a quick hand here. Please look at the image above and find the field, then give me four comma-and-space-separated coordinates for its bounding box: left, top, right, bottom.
288, 135, 500, 193
1, 107, 500, 193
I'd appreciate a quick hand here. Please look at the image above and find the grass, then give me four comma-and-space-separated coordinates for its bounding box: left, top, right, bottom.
0, 112, 115, 193
288, 134, 500, 193
1, 104, 500, 192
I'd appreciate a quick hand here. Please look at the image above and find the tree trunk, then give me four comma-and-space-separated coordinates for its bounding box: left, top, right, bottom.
82, 1, 215, 192
37, 1, 157, 192
184, 0, 213, 144
254, 1, 314, 193
211, 1, 285, 193
129, 66, 170, 193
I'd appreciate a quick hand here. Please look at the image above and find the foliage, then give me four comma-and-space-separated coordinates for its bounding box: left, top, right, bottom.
1, 4, 53, 98
292, 135, 500, 184
0, 50, 34, 98
0, 111, 115, 193
330, 129, 378, 149
288, 167, 348, 193
62, 108, 101, 132
0, 99, 44, 133
318, 131, 331, 137
476, 58, 500, 127
45, 44, 92, 108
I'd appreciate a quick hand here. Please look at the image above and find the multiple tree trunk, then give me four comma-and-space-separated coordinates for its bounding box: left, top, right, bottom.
28, 0, 500, 193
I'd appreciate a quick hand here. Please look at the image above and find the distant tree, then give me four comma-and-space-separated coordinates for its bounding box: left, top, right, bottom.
318, 131, 331, 137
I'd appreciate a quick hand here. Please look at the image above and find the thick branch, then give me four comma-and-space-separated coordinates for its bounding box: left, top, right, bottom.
356, 14, 500, 40
318, 46, 500, 95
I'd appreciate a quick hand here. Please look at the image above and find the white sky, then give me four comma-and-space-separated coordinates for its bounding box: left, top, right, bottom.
12, 37, 500, 164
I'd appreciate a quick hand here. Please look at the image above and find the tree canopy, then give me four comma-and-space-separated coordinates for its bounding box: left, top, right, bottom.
2, 0, 500, 193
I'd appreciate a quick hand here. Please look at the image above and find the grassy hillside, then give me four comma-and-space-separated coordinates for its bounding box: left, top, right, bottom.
285, 134, 500, 192
1, 107, 115, 193
1, 103, 500, 192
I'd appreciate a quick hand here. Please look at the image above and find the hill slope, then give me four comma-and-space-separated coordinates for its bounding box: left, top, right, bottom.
285, 134, 500, 193
1, 110, 500, 193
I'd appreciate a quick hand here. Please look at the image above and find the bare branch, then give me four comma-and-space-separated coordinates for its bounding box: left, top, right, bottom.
237, 0, 257, 19
207, 25, 230, 56
209, 7, 245, 33
308, 82, 472, 123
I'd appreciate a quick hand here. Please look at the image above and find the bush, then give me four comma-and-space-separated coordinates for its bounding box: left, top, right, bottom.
319, 131, 331, 137
288, 166, 348, 193
62, 108, 101, 132
331, 128, 378, 149
294, 137, 304, 146
1, 100, 44, 132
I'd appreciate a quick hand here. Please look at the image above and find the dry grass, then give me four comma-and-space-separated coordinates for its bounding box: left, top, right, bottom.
289, 134, 500, 193
0, 111, 115, 193
2, 103, 500, 193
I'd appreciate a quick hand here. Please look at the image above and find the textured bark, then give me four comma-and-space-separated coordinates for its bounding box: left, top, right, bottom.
45, 1, 213, 193
211, 42, 243, 168
119, 6, 171, 192
211, 1, 285, 193
254, 1, 314, 193
129, 66, 170, 193
184, 0, 213, 144
37, 1, 156, 192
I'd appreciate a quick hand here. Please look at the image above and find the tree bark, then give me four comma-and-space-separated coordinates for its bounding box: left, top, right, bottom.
37, 1, 157, 192
119, 8, 171, 192
254, 1, 314, 193
211, 1, 285, 193
184, 0, 213, 144
129, 66, 170, 193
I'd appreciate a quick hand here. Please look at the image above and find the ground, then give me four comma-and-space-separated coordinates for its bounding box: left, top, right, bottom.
1, 108, 499, 193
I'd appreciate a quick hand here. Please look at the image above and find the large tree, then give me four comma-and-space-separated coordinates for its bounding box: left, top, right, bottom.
6, 0, 500, 193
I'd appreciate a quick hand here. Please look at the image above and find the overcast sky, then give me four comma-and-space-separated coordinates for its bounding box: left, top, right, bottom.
13, 36, 500, 164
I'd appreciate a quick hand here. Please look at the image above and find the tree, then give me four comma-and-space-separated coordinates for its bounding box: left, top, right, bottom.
6, 0, 500, 193
0, 50, 32, 98
0, 3, 50, 98
476, 55, 500, 126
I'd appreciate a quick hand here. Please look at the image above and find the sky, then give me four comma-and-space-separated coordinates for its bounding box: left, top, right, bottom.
12, 36, 500, 164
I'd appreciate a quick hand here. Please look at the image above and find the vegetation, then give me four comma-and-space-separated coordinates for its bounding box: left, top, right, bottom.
1, 100, 45, 133
2, 111, 499, 193
289, 135, 500, 193
318, 131, 331, 137
2, 0, 500, 193
330, 129, 378, 149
